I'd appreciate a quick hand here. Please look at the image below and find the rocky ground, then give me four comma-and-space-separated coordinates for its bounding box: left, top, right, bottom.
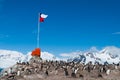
15, 72, 120, 80
0, 57, 120, 80
1, 68, 120, 80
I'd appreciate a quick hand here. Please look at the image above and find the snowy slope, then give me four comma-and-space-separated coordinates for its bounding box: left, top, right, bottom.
67, 46, 120, 64
0, 50, 25, 68
0, 50, 58, 68
41, 52, 59, 60
25, 51, 59, 61
0, 46, 120, 68
96, 46, 120, 64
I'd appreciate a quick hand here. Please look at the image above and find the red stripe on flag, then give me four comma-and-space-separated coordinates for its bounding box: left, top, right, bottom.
40, 17, 44, 22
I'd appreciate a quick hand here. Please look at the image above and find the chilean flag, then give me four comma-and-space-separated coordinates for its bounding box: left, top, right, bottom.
40, 13, 48, 22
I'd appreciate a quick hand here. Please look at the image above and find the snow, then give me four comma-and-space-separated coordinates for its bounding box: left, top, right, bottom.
0, 46, 120, 68
0, 50, 58, 68
84, 46, 120, 64
61, 46, 120, 64
0, 50, 25, 68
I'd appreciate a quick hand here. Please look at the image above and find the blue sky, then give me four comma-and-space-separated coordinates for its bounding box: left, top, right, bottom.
0, 0, 120, 55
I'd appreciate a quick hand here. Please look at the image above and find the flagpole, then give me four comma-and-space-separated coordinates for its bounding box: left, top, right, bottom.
37, 13, 40, 48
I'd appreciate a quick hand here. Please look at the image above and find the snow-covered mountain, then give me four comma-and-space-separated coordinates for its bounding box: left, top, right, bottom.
0, 50, 25, 68
67, 46, 120, 64
0, 46, 120, 69
0, 50, 57, 68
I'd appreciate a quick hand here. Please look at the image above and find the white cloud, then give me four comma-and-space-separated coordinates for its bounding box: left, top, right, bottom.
112, 32, 120, 35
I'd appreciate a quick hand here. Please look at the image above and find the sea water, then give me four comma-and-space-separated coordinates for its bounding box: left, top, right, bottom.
0, 68, 3, 77
0, 68, 3, 73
